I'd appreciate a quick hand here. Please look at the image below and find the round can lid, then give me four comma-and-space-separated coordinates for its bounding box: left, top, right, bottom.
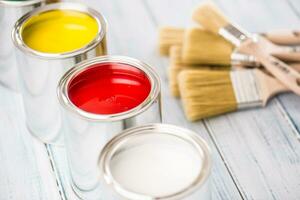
98, 123, 212, 200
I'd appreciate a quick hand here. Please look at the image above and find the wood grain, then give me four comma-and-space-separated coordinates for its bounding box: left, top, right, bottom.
201, 0, 300, 199
1, 0, 300, 200
0, 87, 61, 200
141, 0, 300, 199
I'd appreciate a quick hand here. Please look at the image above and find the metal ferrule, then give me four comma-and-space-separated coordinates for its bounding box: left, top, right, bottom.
98, 124, 212, 200
0, 0, 44, 90
12, 2, 107, 145
231, 51, 261, 67
237, 100, 264, 110
230, 69, 264, 110
219, 24, 251, 46
57, 56, 162, 200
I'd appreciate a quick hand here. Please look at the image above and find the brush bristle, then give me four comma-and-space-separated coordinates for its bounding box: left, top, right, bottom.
178, 70, 237, 121
182, 28, 233, 65
159, 27, 185, 56
192, 1, 229, 34
170, 45, 184, 66
169, 67, 185, 97
169, 46, 205, 96
169, 45, 230, 97
169, 46, 218, 97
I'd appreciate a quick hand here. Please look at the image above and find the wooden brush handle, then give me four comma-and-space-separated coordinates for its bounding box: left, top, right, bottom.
259, 56, 300, 94
271, 45, 300, 62
257, 33, 300, 62
259, 55, 300, 95
290, 63, 300, 71
239, 39, 300, 95
254, 69, 289, 105
261, 36, 300, 62
262, 30, 300, 45
241, 35, 300, 62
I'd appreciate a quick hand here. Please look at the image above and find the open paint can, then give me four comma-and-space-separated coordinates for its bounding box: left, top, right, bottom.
57, 56, 162, 199
0, 0, 44, 90
12, 2, 107, 144
98, 124, 212, 200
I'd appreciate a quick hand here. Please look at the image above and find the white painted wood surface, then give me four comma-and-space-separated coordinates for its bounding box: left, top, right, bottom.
0, 87, 61, 200
0, 0, 300, 200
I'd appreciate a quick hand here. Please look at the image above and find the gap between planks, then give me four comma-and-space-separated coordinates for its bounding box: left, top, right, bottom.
203, 119, 246, 200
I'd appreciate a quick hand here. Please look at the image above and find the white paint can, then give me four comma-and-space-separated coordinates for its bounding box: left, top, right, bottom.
98, 123, 212, 200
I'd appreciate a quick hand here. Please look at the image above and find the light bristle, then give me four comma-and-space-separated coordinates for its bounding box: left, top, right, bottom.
169, 46, 212, 97
169, 46, 202, 96
192, 1, 229, 34
178, 70, 237, 121
159, 27, 185, 56
169, 45, 185, 66
182, 27, 234, 65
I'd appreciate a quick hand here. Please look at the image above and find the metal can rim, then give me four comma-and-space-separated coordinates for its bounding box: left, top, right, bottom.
98, 123, 212, 200
0, 0, 43, 7
11, 2, 107, 59
57, 55, 161, 122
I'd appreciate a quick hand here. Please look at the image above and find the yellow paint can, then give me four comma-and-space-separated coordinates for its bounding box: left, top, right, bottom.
12, 3, 107, 145
21, 9, 99, 53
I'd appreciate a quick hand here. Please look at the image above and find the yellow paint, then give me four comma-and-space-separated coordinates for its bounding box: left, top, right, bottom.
21, 10, 98, 53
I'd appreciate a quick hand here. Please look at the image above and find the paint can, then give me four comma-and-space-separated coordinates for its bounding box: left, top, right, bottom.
98, 124, 212, 200
0, 0, 44, 90
57, 56, 162, 199
12, 2, 107, 144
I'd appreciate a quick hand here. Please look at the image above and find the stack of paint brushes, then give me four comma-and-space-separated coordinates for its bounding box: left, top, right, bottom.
159, 1, 300, 121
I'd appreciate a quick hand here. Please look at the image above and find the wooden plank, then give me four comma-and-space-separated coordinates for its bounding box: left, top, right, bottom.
48, 145, 79, 200
286, 0, 300, 19
277, 94, 300, 135
204, 0, 300, 199
205, 100, 300, 199
0, 86, 61, 200
214, 0, 300, 32
143, 0, 197, 27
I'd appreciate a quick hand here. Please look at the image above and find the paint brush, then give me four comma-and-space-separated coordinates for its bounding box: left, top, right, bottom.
181, 27, 260, 66
159, 26, 300, 57
178, 69, 289, 121
169, 44, 300, 98
192, 2, 300, 62
169, 45, 214, 96
170, 43, 300, 99
169, 45, 230, 97
260, 30, 300, 45
159, 27, 184, 55
192, 1, 300, 95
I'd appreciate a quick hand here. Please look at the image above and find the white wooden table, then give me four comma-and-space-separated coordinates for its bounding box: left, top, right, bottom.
1, 0, 300, 199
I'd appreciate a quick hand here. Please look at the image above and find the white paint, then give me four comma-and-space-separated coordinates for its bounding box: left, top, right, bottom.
109, 133, 203, 197
2, 1, 300, 200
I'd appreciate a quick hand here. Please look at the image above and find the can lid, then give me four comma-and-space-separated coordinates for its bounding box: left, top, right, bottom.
11, 2, 107, 59
57, 56, 161, 122
98, 123, 212, 200
0, 0, 43, 7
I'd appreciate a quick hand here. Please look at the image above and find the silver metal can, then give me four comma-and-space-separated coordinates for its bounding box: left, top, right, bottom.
98, 124, 212, 200
57, 56, 162, 199
0, 0, 43, 91
12, 2, 107, 145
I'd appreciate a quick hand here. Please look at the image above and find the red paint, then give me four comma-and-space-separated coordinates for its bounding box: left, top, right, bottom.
68, 62, 151, 114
